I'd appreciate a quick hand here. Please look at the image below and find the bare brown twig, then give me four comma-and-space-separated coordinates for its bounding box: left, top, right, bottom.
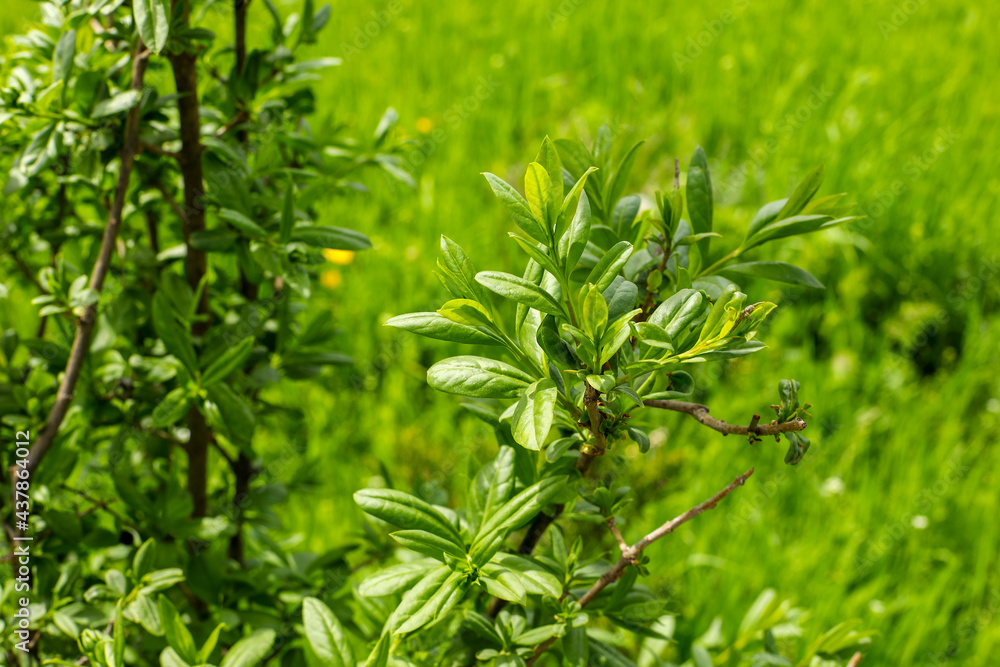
139, 141, 181, 160
643, 399, 807, 437
527, 469, 755, 664
13, 44, 149, 491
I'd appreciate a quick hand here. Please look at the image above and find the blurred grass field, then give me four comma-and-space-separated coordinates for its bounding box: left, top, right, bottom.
6, 0, 1000, 662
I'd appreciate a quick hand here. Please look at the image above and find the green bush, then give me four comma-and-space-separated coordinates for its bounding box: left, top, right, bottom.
0, 0, 409, 663
351, 133, 873, 664
0, 1, 878, 665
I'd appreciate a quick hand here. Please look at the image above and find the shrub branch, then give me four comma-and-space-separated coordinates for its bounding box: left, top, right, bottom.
643, 399, 807, 437
13, 44, 150, 486
527, 468, 755, 664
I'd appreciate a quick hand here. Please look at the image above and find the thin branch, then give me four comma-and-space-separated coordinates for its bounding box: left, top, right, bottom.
14, 45, 150, 487
605, 516, 628, 556
214, 110, 249, 139
10, 253, 45, 293
507, 395, 793, 588
643, 399, 807, 437
527, 469, 754, 665
847, 653, 863, 667
60, 486, 135, 527
76, 499, 118, 519
140, 141, 181, 160
152, 181, 189, 226
213, 438, 236, 469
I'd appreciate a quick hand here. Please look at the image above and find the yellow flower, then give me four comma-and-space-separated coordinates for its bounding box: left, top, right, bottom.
320, 270, 342, 289
322, 249, 355, 265
415, 117, 434, 133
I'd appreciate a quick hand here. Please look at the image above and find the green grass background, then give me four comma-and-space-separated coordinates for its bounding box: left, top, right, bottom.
5, 0, 1000, 663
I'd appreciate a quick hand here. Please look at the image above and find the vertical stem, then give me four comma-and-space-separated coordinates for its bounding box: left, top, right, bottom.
169, 1, 211, 518
8, 45, 149, 574
486, 391, 601, 618
228, 0, 255, 561
18, 46, 149, 483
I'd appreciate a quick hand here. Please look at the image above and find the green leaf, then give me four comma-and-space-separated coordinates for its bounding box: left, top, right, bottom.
133, 0, 170, 53
627, 426, 650, 452
525, 162, 556, 235
536, 315, 576, 367
291, 225, 372, 250
600, 318, 635, 365
113, 602, 125, 667
219, 629, 276, 667
535, 136, 564, 204
374, 107, 399, 146
200, 336, 254, 387
776, 164, 825, 221
697, 284, 739, 344
585, 241, 634, 292
491, 553, 562, 598
359, 560, 435, 597
559, 166, 599, 219
92, 90, 143, 118
474, 446, 516, 525
159, 596, 198, 665
513, 624, 563, 646
474, 476, 566, 554
133, 539, 158, 579
674, 232, 722, 246
303, 597, 354, 667
605, 140, 644, 214
719, 261, 824, 289
476, 271, 565, 317
604, 278, 639, 322
580, 285, 609, 340
744, 213, 838, 249
610, 195, 641, 238
586, 374, 615, 393
385, 312, 499, 345
160, 647, 190, 667
219, 209, 268, 239
385, 565, 450, 631
354, 488, 462, 544
509, 234, 562, 281
52, 30, 76, 84
395, 571, 465, 635
18, 123, 58, 177
479, 569, 527, 604
483, 173, 547, 243
746, 198, 787, 242
391, 529, 466, 561
427, 356, 534, 398
126, 592, 162, 636
197, 624, 224, 664
648, 289, 702, 332
151, 387, 192, 428
205, 383, 255, 446
438, 236, 490, 301
559, 191, 592, 272
438, 299, 495, 328
686, 146, 713, 255
512, 379, 557, 451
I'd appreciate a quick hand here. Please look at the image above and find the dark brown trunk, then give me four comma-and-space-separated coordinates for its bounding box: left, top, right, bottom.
169, 26, 211, 518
